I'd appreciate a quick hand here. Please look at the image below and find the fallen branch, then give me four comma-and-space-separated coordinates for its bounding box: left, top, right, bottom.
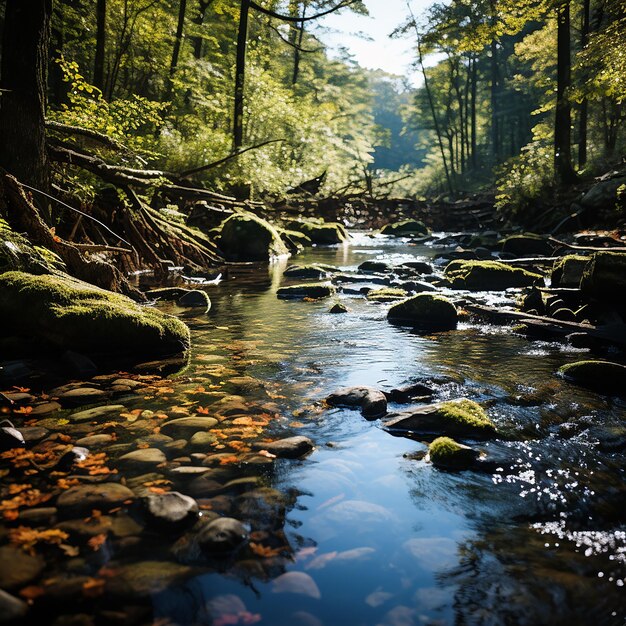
549, 236, 626, 252
46, 120, 130, 153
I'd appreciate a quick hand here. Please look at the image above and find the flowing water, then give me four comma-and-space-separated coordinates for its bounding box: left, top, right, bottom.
4, 233, 626, 626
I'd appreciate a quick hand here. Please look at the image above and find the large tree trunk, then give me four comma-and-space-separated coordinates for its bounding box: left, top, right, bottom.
166, 0, 188, 100
578, 0, 590, 168
0, 0, 51, 191
233, 0, 250, 150
94, 0, 106, 92
470, 53, 477, 169
192, 0, 211, 59
555, 0, 577, 184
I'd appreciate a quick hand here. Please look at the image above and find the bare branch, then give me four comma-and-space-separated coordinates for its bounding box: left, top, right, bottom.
249, 0, 357, 23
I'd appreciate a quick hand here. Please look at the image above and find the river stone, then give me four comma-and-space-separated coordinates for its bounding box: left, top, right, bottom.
30, 401, 62, 416
188, 431, 218, 449
329, 302, 348, 314
0, 271, 190, 357
197, 517, 248, 553
358, 260, 391, 273
141, 491, 199, 530
289, 220, 348, 245
500, 233, 553, 257
0, 423, 25, 451
251, 436, 314, 458
107, 561, 193, 597
387, 293, 457, 331
551, 255, 589, 288
19, 426, 49, 443
277, 283, 336, 299
0, 546, 45, 589
161, 416, 218, 438
380, 220, 429, 237
0, 589, 28, 623
558, 360, 626, 396
57, 482, 135, 517
444, 260, 543, 291
384, 382, 435, 403
428, 437, 479, 470
119, 448, 166, 467
383, 399, 496, 439
402, 260, 433, 274
218, 213, 289, 261
75, 434, 114, 448
70, 404, 126, 422
326, 386, 387, 419
580, 251, 626, 306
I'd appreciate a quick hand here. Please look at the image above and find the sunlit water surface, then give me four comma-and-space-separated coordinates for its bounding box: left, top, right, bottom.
140, 233, 625, 626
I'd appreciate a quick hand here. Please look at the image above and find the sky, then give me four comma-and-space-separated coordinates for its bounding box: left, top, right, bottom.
313, 0, 435, 84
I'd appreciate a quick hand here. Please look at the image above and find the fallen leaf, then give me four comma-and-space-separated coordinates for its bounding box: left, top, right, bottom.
87, 534, 107, 552
82, 577, 105, 598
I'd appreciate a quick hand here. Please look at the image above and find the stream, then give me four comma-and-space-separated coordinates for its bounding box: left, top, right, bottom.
3, 232, 626, 625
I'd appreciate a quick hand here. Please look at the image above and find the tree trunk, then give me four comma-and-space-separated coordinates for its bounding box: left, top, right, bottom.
578, 0, 590, 168
94, 0, 106, 91
470, 53, 477, 169
233, 0, 250, 150
292, 11, 306, 85
554, 0, 578, 184
192, 0, 211, 59
166, 0, 188, 100
0, 0, 51, 191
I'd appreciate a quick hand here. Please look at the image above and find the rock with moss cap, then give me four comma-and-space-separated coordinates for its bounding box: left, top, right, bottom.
287, 219, 347, 245
217, 212, 289, 261
277, 282, 335, 299
384, 399, 496, 439
367, 287, 408, 302
284, 264, 329, 280
0, 271, 190, 357
550, 255, 589, 288
580, 252, 626, 306
380, 220, 429, 237
428, 437, 479, 470
280, 229, 313, 252
387, 293, 457, 330
444, 260, 543, 290
558, 360, 626, 396
500, 233, 553, 257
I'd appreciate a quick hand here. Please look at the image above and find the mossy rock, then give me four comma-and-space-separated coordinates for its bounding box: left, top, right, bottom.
358, 260, 391, 273
558, 360, 626, 396
444, 260, 543, 291
380, 220, 429, 237
551, 255, 589, 288
0, 218, 64, 274
329, 302, 348, 313
280, 229, 313, 252
500, 233, 553, 257
277, 282, 335, 299
428, 436, 479, 470
146, 287, 210, 309
387, 293, 457, 330
367, 287, 407, 302
384, 399, 496, 439
0, 271, 190, 357
217, 213, 289, 261
283, 264, 329, 279
287, 220, 347, 245
580, 252, 626, 306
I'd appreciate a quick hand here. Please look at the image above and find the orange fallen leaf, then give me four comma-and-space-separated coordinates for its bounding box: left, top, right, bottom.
249, 542, 283, 558
82, 577, 105, 598
87, 533, 107, 551
19, 585, 45, 601
197, 406, 210, 415
13, 406, 33, 415
12, 386, 30, 393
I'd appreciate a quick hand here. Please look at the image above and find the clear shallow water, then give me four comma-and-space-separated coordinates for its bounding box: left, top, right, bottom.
144, 234, 625, 626
6, 235, 626, 626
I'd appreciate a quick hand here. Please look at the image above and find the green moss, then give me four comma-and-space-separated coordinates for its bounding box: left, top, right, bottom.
0, 218, 64, 274
283, 264, 329, 279
429, 436, 477, 469
436, 399, 494, 433
387, 293, 457, 330
286, 220, 347, 245
366, 287, 407, 302
380, 220, 429, 237
0, 271, 190, 356
551, 255, 588, 287
280, 229, 313, 248
558, 360, 626, 396
217, 213, 289, 261
580, 252, 626, 305
277, 282, 335, 299
444, 260, 543, 291
500, 233, 552, 256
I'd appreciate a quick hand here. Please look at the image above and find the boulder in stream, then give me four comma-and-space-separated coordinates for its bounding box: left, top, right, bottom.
0, 271, 190, 357
287, 219, 348, 245
380, 220, 429, 237
141, 491, 199, 530
283, 264, 329, 280
580, 251, 626, 307
428, 436, 479, 470
326, 386, 387, 419
384, 399, 496, 439
387, 293, 457, 330
500, 233, 553, 257
550, 254, 589, 288
217, 213, 289, 261
444, 260, 543, 290
277, 283, 335, 299
251, 435, 314, 458
558, 360, 626, 396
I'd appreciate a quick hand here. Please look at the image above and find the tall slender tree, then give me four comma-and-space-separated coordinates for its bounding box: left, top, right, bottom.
0, 0, 52, 190
94, 0, 106, 91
